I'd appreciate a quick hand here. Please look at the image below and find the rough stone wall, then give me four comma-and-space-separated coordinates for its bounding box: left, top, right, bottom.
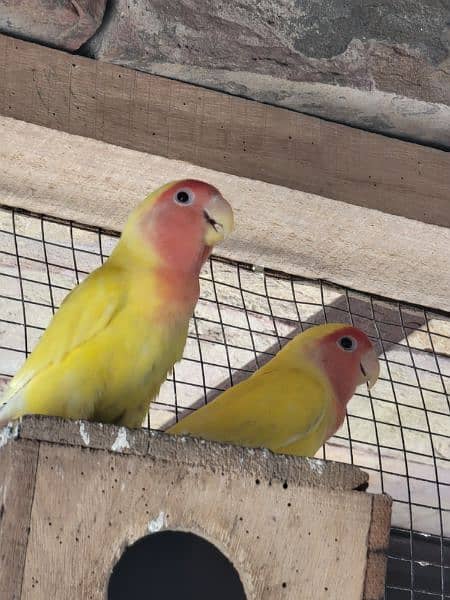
81, 0, 450, 148
0, 1, 449, 145
0, 0, 107, 51
85, 0, 449, 103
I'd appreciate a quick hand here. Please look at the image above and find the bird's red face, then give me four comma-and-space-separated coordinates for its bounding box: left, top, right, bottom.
317, 325, 380, 407
140, 179, 234, 274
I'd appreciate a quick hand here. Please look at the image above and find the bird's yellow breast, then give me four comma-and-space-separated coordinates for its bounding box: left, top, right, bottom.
5, 266, 193, 428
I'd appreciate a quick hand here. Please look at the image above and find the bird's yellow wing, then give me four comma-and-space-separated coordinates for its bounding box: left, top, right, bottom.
1, 264, 127, 409
168, 367, 332, 455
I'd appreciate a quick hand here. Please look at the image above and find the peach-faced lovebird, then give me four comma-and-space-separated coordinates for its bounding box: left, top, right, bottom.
168, 324, 379, 456
0, 180, 233, 427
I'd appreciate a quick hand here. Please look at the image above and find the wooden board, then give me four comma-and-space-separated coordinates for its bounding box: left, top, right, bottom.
0, 417, 390, 600
22, 444, 382, 599
0, 435, 39, 600
0, 34, 449, 228
1, 116, 449, 312
17, 416, 370, 492
364, 495, 393, 600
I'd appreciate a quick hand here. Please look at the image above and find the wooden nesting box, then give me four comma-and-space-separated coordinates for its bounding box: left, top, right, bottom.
0, 416, 391, 600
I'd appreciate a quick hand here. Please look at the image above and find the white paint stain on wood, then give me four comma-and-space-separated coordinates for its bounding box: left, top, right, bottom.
0, 421, 18, 449
111, 427, 130, 452
306, 457, 326, 475
78, 422, 90, 446
148, 511, 166, 533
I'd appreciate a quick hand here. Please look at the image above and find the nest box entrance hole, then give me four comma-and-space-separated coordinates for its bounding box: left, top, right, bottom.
108, 530, 247, 599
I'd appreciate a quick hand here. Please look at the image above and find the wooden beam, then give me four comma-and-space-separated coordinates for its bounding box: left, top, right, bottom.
1, 116, 449, 312
0, 34, 448, 227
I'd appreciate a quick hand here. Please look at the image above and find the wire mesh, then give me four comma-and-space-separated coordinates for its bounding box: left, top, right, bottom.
0, 204, 449, 599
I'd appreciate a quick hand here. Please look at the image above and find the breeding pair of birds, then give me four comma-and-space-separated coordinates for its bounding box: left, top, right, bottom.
0, 179, 379, 456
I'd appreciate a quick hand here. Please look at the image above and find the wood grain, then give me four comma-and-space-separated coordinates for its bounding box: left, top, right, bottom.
1, 116, 449, 312
0, 418, 391, 598
0, 438, 39, 600
0, 34, 448, 227
17, 416, 370, 492
364, 495, 393, 600
21, 441, 382, 600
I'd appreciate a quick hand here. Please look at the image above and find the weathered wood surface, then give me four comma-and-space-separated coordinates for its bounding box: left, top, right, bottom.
15, 416, 369, 492
1, 116, 450, 312
22, 447, 375, 599
364, 495, 393, 600
0, 416, 390, 600
0, 34, 448, 228
0, 434, 39, 600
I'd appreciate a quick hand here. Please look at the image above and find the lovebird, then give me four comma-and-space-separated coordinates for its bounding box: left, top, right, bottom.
167, 323, 380, 456
0, 180, 233, 428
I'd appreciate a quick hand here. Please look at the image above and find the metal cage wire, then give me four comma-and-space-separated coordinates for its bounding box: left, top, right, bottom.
0, 205, 449, 599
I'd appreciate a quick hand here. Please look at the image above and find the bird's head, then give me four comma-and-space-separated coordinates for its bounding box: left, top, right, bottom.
285, 323, 380, 407
117, 179, 234, 274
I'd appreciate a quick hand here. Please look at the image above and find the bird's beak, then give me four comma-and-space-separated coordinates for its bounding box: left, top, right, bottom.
203, 193, 234, 246
358, 347, 380, 389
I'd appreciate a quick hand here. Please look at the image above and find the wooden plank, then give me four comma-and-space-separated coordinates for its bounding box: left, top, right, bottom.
1, 116, 449, 312
21, 439, 389, 600
0, 34, 448, 228
16, 416, 370, 492
364, 495, 392, 600
0, 435, 39, 600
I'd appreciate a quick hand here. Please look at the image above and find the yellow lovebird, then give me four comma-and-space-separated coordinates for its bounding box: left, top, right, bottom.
0, 180, 233, 428
168, 324, 379, 456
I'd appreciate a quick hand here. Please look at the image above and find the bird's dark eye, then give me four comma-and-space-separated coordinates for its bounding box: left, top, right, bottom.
174, 189, 194, 205
337, 335, 358, 352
